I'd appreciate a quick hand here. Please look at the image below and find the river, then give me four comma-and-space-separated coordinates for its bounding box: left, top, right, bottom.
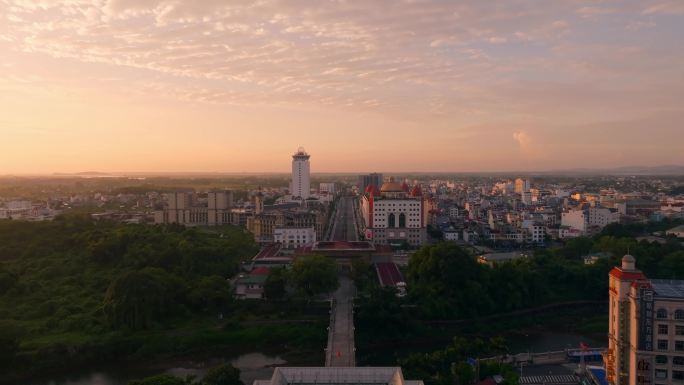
31, 352, 296, 385
31, 330, 604, 385
357, 330, 606, 366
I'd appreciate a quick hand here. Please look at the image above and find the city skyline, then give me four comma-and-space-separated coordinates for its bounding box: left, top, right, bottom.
1, 0, 683, 174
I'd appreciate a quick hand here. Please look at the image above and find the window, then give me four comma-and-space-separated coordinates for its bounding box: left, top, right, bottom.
674, 371, 684, 381
656, 370, 668, 380
659, 340, 669, 350
658, 309, 668, 319
657, 355, 668, 364
660, 325, 670, 335
677, 310, 684, 320
674, 357, 684, 366
677, 326, 684, 336
677, 341, 684, 351
388, 213, 396, 228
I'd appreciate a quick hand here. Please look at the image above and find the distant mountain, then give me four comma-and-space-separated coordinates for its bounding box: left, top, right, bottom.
555, 165, 684, 175
51, 171, 122, 177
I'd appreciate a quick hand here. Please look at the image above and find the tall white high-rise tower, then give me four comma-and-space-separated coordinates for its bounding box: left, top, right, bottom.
291, 147, 311, 199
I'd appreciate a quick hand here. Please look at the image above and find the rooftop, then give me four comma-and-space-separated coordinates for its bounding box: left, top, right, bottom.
312, 241, 375, 251
236, 274, 269, 285
254, 243, 284, 260
651, 279, 684, 299
253, 367, 423, 385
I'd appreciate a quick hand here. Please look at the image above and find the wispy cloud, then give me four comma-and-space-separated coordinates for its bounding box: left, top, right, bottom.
0, 0, 682, 172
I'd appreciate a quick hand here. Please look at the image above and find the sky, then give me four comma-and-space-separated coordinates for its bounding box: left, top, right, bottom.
0, 0, 683, 174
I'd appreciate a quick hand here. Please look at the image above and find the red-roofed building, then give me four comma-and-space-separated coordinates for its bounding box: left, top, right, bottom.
606, 255, 684, 385
360, 177, 427, 247
250, 266, 271, 275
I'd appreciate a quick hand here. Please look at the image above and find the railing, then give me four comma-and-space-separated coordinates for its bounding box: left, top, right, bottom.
348, 298, 356, 367
325, 298, 336, 366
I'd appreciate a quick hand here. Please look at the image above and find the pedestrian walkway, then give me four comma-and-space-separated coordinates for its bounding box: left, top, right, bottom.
325, 276, 356, 367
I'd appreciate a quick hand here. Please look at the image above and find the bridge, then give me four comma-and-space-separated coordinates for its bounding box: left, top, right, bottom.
324, 195, 359, 367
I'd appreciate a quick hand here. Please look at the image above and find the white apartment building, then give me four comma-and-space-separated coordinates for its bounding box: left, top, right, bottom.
319, 183, 336, 195
522, 220, 545, 243
6, 200, 32, 210
522, 191, 533, 205
290, 148, 311, 199
562, 207, 620, 236
561, 209, 587, 233
274, 226, 316, 249
589, 207, 621, 228
449, 207, 460, 218
515, 178, 531, 194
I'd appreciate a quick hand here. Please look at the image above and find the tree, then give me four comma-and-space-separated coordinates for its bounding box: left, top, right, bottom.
406, 243, 492, 318
188, 275, 232, 312
350, 258, 373, 292
103, 268, 183, 330
128, 374, 188, 385
0, 335, 19, 368
0, 264, 17, 295
202, 363, 244, 385
658, 251, 684, 279
288, 255, 339, 298
450, 362, 475, 385
263, 268, 287, 300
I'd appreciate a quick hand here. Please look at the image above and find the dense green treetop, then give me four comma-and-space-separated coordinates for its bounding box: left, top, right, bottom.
202, 363, 244, 385
288, 255, 339, 299
0, 215, 257, 366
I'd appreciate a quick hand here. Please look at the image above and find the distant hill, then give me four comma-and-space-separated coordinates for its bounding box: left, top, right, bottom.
556, 165, 684, 175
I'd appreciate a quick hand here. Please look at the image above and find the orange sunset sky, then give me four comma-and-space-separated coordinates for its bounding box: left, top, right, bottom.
0, 0, 683, 174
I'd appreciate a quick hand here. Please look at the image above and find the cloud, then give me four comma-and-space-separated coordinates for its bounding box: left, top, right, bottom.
576, 6, 615, 17
512, 130, 531, 148
0, 0, 682, 125
642, 1, 684, 15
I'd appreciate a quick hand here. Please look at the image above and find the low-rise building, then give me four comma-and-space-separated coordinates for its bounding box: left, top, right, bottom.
666, 225, 684, 238
233, 274, 268, 300
477, 251, 527, 267
274, 226, 316, 248
253, 367, 424, 385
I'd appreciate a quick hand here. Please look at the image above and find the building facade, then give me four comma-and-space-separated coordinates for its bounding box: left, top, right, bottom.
155, 191, 233, 226
589, 207, 620, 229
253, 367, 424, 385
606, 255, 684, 385
319, 183, 336, 195
360, 177, 427, 247
274, 226, 316, 248
561, 207, 620, 237
515, 178, 531, 194
291, 148, 311, 199
358, 173, 384, 193
247, 209, 324, 243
